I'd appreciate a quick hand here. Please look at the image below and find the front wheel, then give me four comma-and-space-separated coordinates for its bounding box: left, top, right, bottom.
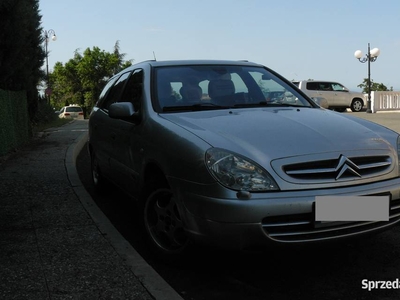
90, 151, 109, 192
332, 107, 347, 112
143, 188, 189, 260
351, 99, 364, 112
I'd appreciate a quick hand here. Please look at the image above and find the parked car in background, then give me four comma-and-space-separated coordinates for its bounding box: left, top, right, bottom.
88, 60, 400, 260
292, 80, 365, 112
58, 105, 84, 120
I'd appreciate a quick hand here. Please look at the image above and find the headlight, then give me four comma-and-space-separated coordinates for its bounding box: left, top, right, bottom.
205, 148, 279, 192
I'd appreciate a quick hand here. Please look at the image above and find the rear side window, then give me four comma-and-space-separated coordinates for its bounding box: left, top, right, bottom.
65, 106, 82, 112
306, 82, 319, 90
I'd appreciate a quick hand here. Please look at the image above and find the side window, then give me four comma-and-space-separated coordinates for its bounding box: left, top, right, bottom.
319, 82, 333, 91
101, 72, 131, 111
120, 69, 144, 111
332, 83, 345, 91
97, 76, 120, 107
306, 82, 318, 90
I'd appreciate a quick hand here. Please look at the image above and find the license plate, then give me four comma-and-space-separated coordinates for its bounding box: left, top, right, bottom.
314, 195, 389, 222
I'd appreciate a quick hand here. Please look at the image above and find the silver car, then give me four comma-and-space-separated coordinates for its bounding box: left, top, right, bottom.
88, 60, 400, 259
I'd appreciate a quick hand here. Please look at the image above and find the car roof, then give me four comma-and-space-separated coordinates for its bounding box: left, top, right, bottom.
294, 80, 340, 83
63, 105, 82, 109
123, 59, 263, 71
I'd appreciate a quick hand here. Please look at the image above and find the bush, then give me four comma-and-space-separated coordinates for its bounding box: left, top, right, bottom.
0, 89, 30, 156
31, 98, 58, 126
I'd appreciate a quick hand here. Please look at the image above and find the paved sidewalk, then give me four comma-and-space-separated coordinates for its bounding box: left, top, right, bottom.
0, 120, 183, 300
350, 111, 400, 133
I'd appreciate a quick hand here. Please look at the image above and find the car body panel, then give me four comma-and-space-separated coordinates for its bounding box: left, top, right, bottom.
160, 108, 390, 159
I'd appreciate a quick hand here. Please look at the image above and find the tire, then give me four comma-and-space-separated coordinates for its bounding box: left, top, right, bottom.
333, 107, 347, 112
90, 151, 108, 192
143, 188, 190, 261
351, 99, 364, 112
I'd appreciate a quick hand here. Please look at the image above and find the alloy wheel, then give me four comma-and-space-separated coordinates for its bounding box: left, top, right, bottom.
144, 188, 188, 253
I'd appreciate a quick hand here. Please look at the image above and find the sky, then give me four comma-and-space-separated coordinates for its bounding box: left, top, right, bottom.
39, 0, 400, 91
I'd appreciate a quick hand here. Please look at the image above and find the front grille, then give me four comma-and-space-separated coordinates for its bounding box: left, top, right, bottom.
262, 197, 400, 242
283, 155, 392, 183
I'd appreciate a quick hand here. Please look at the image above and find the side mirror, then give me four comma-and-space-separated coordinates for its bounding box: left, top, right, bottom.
109, 102, 141, 123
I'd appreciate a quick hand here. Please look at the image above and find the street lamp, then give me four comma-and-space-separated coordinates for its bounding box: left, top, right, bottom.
354, 43, 380, 113
43, 29, 57, 104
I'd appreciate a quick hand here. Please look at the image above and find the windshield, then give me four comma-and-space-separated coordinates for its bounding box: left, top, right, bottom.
154, 65, 314, 112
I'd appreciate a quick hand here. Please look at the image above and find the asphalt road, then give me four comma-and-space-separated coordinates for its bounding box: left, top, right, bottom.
76, 111, 400, 300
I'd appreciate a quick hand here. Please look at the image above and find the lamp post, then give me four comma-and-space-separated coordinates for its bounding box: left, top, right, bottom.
43, 29, 57, 104
354, 43, 380, 113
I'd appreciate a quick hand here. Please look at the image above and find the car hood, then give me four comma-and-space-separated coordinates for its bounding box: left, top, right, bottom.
161, 108, 393, 162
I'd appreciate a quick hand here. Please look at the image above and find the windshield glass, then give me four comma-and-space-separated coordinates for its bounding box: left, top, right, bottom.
154, 65, 314, 112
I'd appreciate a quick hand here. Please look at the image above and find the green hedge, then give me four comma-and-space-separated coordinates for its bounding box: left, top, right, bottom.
0, 89, 30, 156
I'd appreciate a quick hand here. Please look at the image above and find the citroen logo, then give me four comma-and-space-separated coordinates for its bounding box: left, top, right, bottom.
335, 155, 361, 180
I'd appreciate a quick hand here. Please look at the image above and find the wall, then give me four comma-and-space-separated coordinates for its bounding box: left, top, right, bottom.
369, 91, 400, 113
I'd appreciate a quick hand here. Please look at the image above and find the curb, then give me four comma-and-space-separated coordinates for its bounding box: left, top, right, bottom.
65, 130, 184, 300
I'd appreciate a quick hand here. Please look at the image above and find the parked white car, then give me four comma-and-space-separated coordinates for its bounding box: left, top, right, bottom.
292, 80, 365, 112
58, 105, 84, 120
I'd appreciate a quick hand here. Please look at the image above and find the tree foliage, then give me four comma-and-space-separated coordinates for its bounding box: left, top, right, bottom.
0, 0, 45, 119
357, 78, 393, 94
50, 41, 133, 114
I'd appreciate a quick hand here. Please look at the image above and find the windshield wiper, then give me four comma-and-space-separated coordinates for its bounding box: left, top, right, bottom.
232, 101, 268, 108
162, 103, 229, 112
267, 103, 309, 108
233, 101, 310, 108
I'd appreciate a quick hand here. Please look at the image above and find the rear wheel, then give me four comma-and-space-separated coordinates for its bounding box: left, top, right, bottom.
351, 99, 364, 112
143, 188, 189, 261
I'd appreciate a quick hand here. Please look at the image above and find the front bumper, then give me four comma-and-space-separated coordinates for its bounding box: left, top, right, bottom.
177, 177, 400, 250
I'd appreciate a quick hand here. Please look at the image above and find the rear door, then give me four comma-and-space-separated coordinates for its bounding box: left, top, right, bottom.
304, 81, 320, 98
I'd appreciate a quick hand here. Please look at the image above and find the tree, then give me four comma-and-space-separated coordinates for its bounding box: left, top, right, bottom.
49, 41, 133, 114
0, 0, 45, 119
357, 78, 392, 94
